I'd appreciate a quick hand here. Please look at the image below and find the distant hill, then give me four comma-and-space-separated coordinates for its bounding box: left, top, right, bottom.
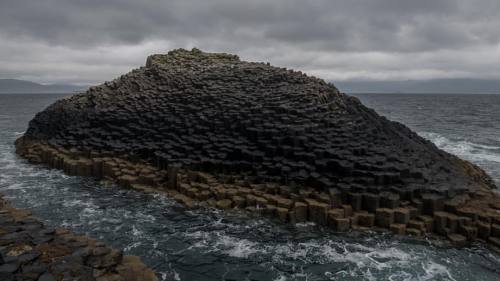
3, 78, 500, 94
0, 79, 88, 93
335, 79, 500, 94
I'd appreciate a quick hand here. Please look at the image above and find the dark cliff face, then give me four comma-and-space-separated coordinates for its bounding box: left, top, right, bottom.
22, 48, 495, 195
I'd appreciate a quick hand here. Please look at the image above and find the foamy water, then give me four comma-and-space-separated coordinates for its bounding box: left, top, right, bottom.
1, 93, 500, 280
422, 132, 500, 164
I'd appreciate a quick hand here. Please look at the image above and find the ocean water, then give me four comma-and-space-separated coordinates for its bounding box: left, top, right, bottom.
1, 93, 500, 281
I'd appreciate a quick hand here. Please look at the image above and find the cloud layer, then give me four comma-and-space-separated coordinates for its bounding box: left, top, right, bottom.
1, 0, 500, 85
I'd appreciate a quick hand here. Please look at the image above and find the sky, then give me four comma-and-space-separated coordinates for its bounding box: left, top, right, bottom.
1, 0, 500, 85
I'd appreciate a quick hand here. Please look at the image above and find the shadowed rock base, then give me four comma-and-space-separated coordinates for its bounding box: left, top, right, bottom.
0, 193, 158, 281
15, 139, 500, 250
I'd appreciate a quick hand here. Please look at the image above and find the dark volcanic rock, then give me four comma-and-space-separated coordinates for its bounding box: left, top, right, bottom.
19, 48, 495, 196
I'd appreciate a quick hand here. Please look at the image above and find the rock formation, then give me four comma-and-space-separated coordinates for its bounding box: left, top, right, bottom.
15, 48, 500, 246
0, 193, 158, 281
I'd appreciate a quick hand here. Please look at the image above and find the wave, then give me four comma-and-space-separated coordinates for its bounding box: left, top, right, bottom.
421, 132, 500, 163
182, 221, 460, 280
420, 261, 457, 281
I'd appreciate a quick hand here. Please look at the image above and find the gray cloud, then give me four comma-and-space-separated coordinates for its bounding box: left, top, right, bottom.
0, 0, 499, 84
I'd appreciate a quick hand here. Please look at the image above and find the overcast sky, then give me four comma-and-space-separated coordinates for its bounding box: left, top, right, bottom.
1, 0, 500, 85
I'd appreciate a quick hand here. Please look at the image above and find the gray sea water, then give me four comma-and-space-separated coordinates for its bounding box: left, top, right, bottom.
1, 93, 500, 281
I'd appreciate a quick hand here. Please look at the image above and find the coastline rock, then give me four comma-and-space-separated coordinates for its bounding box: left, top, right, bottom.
0, 193, 158, 281
14, 48, 500, 247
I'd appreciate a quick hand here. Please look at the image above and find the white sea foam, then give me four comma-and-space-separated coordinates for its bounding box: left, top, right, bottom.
3, 182, 25, 190
183, 223, 444, 280
187, 229, 266, 258
183, 220, 465, 280
132, 225, 144, 237
173, 270, 181, 281
295, 221, 316, 227
387, 271, 413, 281
419, 261, 456, 281
120, 209, 157, 223
422, 132, 500, 163
124, 241, 142, 252
220, 236, 260, 258
63, 198, 96, 209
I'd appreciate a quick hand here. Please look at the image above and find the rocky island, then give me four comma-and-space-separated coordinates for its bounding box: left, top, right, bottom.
14, 48, 500, 252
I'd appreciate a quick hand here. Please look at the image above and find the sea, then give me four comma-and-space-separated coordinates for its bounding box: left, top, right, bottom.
1, 93, 500, 281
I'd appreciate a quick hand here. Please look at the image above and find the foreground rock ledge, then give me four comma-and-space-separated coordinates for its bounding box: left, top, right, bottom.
15, 48, 500, 248
0, 194, 158, 281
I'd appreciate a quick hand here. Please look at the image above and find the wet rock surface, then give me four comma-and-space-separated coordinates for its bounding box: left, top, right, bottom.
0, 194, 158, 281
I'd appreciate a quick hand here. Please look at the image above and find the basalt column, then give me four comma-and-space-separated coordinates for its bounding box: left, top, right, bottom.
16, 48, 500, 246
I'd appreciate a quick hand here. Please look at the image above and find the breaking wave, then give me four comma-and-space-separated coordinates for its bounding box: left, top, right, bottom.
421, 132, 500, 164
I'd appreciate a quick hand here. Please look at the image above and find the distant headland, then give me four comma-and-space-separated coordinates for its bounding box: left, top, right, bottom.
3, 77, 500, 95
0, 79, 88, 94
336, 79, 500, 94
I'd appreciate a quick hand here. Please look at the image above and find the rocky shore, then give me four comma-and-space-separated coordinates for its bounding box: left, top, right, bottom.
14, 140, 500, 248
0, 194, 158, 281
14, 48, 500, 250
